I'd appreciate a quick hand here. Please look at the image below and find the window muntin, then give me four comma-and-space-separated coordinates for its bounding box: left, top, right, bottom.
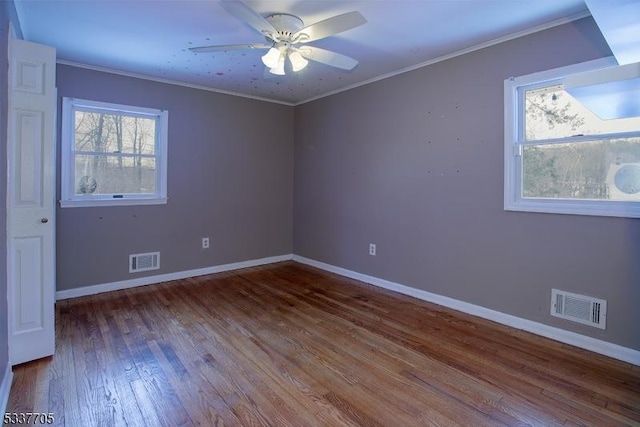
61, 98, 168, 207
504, 57, 640, 218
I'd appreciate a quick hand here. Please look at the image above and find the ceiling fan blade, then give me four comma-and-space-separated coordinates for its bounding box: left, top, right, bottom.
293, 11, 366, 43
220, 0, 279, 41
298, 46, 358, 70
190, 43, 271, 53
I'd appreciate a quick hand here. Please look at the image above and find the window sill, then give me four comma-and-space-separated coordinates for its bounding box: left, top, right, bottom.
504, 198, 640, 218
60, 197, 168, 208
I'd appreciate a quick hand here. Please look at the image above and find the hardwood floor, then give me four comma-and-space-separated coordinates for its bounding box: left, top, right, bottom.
6, 261, 640, 426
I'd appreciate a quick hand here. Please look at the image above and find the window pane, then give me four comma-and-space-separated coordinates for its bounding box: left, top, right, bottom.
73, 110, 156, 155
74, 154, 157, 195
524, 85, 640, 141
522, 138, 640, 200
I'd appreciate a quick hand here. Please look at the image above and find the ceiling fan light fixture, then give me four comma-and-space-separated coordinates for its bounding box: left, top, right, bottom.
261, 46, 282, 69
270, 54, 286, 75
289, 50, 308, 72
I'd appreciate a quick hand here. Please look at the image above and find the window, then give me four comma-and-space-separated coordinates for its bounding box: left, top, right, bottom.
61, 98, 168, 207
504, 57, 640, 218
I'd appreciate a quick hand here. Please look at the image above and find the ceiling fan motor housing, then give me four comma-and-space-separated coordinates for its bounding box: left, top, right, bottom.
265, 14, 305, 40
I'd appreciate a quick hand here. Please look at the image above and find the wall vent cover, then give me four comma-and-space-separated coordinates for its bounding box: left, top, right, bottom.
551, 289, 606, 329
129, 252, 160, 273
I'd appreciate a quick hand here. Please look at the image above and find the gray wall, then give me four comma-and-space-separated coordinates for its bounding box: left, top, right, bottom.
0, 4, 11, 388
294, 17, 640, 351
56, 65, 294, 290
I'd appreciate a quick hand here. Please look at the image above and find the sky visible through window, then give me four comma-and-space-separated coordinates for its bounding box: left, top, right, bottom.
524, 85, 640, 140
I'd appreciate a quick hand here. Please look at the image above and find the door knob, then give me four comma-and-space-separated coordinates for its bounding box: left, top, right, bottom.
41, 218, 49, 223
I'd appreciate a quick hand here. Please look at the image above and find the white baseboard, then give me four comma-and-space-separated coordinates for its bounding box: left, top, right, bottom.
56, 254, 293, 300
0, 364, 13, 415
292, 255, 640, 366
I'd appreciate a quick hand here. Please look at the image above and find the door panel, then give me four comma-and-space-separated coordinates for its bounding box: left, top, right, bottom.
13, 237, 44, 332
14, 110, 43, 205
7, 37, 56, 365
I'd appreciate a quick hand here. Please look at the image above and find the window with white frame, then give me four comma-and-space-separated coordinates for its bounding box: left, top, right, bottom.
61, 98, 168, 207
504, 57, 640, 218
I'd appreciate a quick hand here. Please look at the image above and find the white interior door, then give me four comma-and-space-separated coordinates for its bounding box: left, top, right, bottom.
7, 37, 56, 365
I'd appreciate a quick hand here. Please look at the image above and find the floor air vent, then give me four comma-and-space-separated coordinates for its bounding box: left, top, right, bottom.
551, 289, 606, 330
129, 252, 160, 273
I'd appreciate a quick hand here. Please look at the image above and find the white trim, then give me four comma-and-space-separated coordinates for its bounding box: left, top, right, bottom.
8, 0, 24, 39
292, 255, 640, 366
2, 20, 11, 410
0, 364, 13, 415
55, 12, 590, 107
60, 197, 168, 208
55, 254, 293, 300
56, 59, 296, 107
507, 56, 616, 87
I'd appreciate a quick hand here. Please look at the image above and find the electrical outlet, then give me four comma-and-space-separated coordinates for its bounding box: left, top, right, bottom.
202, 237, 210, 249
369, 243, 376, 256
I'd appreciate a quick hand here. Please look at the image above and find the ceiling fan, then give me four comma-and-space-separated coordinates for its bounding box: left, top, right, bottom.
190, 0, 366, 75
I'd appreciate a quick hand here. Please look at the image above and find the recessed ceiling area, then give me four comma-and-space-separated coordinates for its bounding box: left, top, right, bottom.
15, 0, 590, 105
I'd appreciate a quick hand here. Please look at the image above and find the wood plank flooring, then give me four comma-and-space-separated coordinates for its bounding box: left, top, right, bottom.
6, 261, 640, 426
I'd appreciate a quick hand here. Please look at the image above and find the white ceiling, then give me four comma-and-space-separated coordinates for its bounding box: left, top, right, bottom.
15, 0, 591, 105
